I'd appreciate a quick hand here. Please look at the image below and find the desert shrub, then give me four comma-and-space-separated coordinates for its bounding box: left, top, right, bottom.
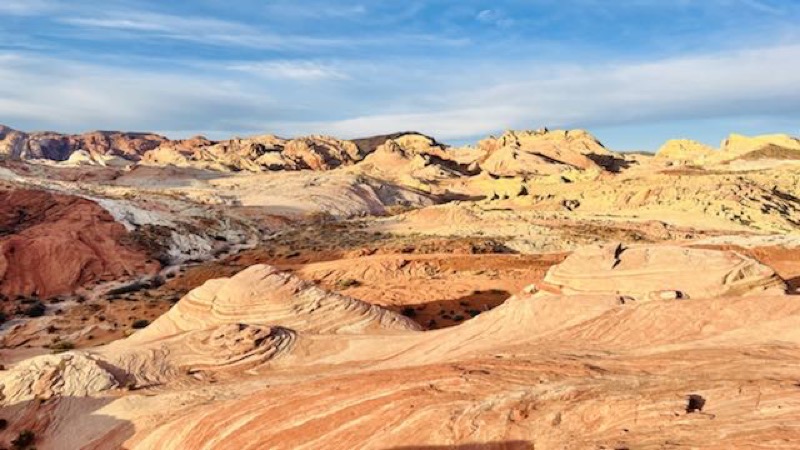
335, 278, 361, 288
22, 302, 46, 318
49, 340, 75, 353
131, 319, 150, 329
400, 307, 417, 318
0, 311, 7, 324
12, 429, 35, 449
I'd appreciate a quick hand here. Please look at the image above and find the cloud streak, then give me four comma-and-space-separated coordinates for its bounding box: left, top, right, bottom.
55, 8, 468, 51
228, 61, 350, 81
0, 0, 57, 16
58, 12, 350, 50
270, 44, 800, 140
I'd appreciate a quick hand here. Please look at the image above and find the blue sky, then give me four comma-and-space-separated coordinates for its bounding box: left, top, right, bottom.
1, 0, 799, 150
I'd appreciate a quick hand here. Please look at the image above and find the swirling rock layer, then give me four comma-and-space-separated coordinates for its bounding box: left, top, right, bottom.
128, 264, 421, 344
541, 243, 786, 300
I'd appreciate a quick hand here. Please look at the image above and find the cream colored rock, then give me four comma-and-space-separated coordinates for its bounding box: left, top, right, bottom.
62, 149, 132, 167
478, 129, 611, 177
127, 264, 421, 344
656, 139, 715, 164
0, 352, 119, 405
142, 134, 364, 172
470, 172, 528, 199
353, 137, 465, 189
201, 171, 434, 218
98, 324, 298, 388
722, 133, 800, 156
542, 243, 786, 300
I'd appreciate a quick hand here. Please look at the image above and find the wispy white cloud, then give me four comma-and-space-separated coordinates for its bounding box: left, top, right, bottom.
0, 52, 282, 133
263, 2, 368, 19
0, 0, 58, 15
476, 9, 515, 28
58, 12, 348, 49
56, 9, 468, 50
228, 61, 349, 81
269, 43, 800, 140
1, 13, 799, 148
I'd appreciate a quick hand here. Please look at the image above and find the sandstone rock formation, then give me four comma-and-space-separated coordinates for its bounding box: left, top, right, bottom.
0, 352, 118, 404
127, 264, 421, 344
0, 125, 169, 161
478, 129, 612, 177
0, 189, 159, 299
63, 149, 133, 167
352, 134, 469, 192
200, 171, 435, 218
540, 243, 786, 300
3, 124, 800, 450
722, 133, 800, 157
143, 134, 365, 172
2, 243, 800, 449
656, 139, 715, 164
656, 133, 800, 166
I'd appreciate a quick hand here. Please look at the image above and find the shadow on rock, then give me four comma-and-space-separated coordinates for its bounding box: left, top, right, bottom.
389, 289, 512, 330
0, 395, 134, 450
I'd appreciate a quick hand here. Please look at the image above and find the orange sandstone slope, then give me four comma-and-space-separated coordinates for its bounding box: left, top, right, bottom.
0, 189, 159, 299
2, 245, 800, 449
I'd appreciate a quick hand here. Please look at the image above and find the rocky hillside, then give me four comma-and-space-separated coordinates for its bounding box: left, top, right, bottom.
1, 125, 627, 177
0, 125, 169, 161
0, 189, 159, 300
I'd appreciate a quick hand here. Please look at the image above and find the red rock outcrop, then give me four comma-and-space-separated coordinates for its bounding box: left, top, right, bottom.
0, 189, 159, 299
